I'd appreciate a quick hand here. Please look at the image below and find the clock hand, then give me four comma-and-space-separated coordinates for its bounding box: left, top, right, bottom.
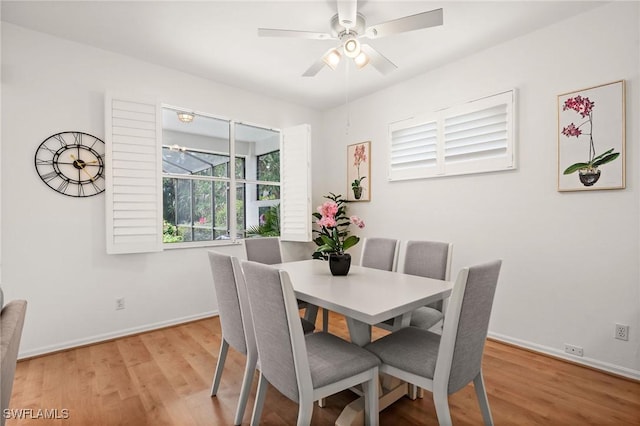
70, 153, 98, 164
80, 166, 96, 182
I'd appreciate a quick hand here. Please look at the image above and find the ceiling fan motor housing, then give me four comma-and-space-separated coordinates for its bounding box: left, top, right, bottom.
330, 13, 366, 38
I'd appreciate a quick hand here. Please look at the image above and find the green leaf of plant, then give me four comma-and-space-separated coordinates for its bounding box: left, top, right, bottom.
593, 152, 620, 167
591, 148, 615, 163
342, 235, 360, 251
563, 162, 590, 175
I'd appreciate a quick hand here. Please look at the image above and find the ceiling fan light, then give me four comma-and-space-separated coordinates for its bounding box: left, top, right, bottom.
343, 37, 361, 58
177, 111, 195, 123
354, 51, 369, 69
322, 48, 342, 70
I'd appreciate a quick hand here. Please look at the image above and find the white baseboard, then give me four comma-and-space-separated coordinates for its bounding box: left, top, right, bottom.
488, 331, 640, 381
19, 310, 218, 359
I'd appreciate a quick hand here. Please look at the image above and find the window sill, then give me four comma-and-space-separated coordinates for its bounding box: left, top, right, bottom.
163, 240, 243, 250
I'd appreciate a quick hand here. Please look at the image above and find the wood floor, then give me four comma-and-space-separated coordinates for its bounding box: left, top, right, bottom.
7, 313, 640, 425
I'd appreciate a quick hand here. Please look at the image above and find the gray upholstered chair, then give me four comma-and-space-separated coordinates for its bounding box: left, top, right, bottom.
208, 251, 257, 425
365, 260, 502, 425
1, 289, 27, 426
377, 240, 453, 332
360, 237, 400, 271
244, 237, 284, 265
244, 237, 316, 334
241, 260, 381, 425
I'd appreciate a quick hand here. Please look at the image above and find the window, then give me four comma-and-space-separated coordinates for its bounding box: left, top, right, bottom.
256, 150, 280, 201
161, 113, 281, 244
105, 93, 311, 254
389, 90, 515, 181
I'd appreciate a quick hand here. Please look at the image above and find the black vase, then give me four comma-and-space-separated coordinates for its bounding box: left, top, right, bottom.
329, 253, 351, 276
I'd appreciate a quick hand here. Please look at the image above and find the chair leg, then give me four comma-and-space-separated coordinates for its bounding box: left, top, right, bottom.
250, 373, 269, 426
322, 308, 329, 333
297, 399, 314, 426
211, 339, 229, 396
433, 390, 452, 426
473, 371, 494, 426
233, 351, 257, 425
362, 372, 379, 426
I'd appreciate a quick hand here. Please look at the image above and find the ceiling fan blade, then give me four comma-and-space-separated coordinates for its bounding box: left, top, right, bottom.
258, 28, 333, 40
365, 8, 443, 39
337, 0, 358, 30
361, 44, 397, 75
302, 57, 328, 77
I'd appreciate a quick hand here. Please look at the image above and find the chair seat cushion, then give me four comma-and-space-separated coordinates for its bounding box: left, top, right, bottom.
365, 326, 440, 378
409, 306, 444, 330
305, 333, 380, 389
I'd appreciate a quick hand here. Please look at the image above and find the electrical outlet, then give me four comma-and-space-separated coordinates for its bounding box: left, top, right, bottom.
564, 343, 583, 357
615, 324, 629, 341
116, 297, 125, 310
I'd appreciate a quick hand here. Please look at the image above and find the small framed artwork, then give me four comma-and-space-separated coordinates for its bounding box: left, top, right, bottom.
347, 141, 371, 201
558, 80, 625, 191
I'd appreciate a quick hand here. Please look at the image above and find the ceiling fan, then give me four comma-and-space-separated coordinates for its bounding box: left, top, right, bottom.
257, 0, 443, 77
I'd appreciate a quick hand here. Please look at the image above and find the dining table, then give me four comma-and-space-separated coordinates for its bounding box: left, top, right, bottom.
272, 259, 453, 425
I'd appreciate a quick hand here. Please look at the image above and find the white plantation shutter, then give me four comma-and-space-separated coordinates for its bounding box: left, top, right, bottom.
105, 93, 163, 254
389, 118, 439, 181
443, 90, 514, 175
388, 90, 515, 181
280, 124, 311, 242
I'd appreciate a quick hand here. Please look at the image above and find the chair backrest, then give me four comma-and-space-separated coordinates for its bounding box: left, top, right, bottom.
241, 260, 311, 403
403, 240, 453, 311
208, 251, 247, 355
360, 237, 400, 271
244, 237, 283, 265
1, 299, 27, 426
434, 260, 502, 394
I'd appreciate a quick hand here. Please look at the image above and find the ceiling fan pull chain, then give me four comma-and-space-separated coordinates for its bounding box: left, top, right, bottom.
345, 62, 351, 135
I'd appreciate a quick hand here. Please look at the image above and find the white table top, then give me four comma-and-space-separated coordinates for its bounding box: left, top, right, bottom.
273, 259, 453, 326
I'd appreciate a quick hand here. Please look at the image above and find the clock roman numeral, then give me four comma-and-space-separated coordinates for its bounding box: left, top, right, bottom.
36, 158, 54, 166
91, 180, 102, 193
57, 179, 70, 193
53, 134, 68, 147
78, 184, 85, 197
41, 171, 58, 182
74, 133, 82, 145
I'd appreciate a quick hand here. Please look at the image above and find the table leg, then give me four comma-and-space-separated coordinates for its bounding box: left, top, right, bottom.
337, 317, 411, 425
335, 375, 409, 426
344, 317, 371, 347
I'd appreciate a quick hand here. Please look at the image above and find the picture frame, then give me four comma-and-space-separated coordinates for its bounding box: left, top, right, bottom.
557, 80, 625, 192
347, 141, 371, 201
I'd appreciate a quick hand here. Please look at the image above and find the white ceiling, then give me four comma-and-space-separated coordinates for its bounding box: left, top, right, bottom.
2, 1, 606, 110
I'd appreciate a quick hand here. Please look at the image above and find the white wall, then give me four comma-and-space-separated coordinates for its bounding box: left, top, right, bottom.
0, 23, 320, 357
317, 2, 639, 378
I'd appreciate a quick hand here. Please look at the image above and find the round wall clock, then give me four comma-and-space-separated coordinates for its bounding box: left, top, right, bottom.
34, 131, 106, 197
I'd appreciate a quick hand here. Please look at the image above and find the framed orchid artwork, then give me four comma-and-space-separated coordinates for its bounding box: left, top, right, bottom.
558, 80, 625, 191
347, 141, 371, 201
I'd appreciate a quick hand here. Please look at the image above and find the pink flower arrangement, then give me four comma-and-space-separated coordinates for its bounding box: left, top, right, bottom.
312, 194, 364, 258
